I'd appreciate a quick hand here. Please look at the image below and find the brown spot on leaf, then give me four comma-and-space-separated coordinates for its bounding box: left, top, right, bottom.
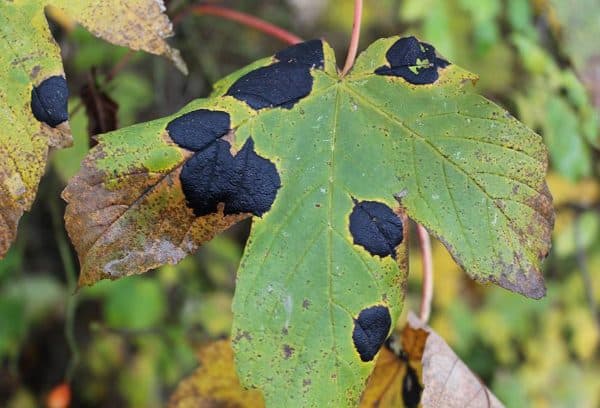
30, 65, 41, 79
282, 344, 294, 359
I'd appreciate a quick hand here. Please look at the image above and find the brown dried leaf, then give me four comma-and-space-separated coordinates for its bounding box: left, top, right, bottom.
360, 313, 504, 408
408, 313, 504, 408
62, 122, 248, 286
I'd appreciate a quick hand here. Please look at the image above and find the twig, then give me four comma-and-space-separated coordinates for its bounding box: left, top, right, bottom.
176, 4, 303, 45
416, 223, 433, 323
106, 51, 135, 81
68, 50, 133, 118
341, 0, 363, 76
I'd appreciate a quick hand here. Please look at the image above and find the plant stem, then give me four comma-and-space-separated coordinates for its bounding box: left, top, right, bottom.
180, 5, 303, 45
416, 223, 433, 323
341, 0, 363, 77
50, 197, 80, 382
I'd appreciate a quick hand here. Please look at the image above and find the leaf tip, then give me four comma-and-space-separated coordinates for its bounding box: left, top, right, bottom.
493, 267, 547, 299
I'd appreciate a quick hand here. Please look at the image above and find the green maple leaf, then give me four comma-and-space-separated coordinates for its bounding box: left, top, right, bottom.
63, 36, 553, 406
0, 0, 184, 258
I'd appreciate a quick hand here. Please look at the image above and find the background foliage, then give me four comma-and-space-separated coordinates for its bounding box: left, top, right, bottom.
0, 0, 598, 406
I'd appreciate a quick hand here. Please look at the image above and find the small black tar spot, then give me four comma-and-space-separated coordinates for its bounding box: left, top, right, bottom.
352, 305, 391, 362
375, 36, 450, 85
31, 75, 68, 127
181, 137, 280, 217
402, 363, 423, 408
349, 200, 403, 258
166, 109, 230, 151
225, 40, 324, 110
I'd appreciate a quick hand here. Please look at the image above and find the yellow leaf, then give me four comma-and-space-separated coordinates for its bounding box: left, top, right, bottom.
169, 340, 265, 408
0, 0, 185, 258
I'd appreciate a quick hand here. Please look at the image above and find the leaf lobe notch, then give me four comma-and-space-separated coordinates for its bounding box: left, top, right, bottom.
375, 36, 449, 84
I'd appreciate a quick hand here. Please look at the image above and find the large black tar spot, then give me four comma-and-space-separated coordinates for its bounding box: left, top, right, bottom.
275, 39, 325, 68
166, 109, 230, 151
225, 138, 281, 215
349, 200, 403, 258
172, 109, 281, 217
375, 36, 450, 85
226, 39, 324, 110
352, 305, 392, 362
30, 75, 68, 127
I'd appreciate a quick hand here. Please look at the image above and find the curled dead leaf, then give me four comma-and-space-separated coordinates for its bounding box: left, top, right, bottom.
360, 312, 504, 408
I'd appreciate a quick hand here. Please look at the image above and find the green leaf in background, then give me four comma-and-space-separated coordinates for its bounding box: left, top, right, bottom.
52, 98, 90, 182
0, 0, 184, 259
550, 0, 600, 126
64, 36, 552, 405
104, 277, 166, 330
545, 97, 592, 179
0, 275, 65, 360
513, 35, 596, 181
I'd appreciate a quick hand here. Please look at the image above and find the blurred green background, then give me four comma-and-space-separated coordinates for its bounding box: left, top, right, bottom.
1, 0, 599, 406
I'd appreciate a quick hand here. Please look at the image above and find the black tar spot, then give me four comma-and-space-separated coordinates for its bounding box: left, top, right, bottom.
352, 305, 392, 362
349, 200, 403, 258
166, 109, 230, 151
224, 138, 281, 216
226, 40, 324, 110
180, 134, 280, 217
375, 36, 449, 85
31, 75, 68, 127
275, 39, 324, 68
169, 109, 280, 217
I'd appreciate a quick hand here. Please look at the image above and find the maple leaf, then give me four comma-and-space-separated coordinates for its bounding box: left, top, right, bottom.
64, 37, 552, 406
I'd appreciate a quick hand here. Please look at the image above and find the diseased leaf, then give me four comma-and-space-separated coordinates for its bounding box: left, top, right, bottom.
169, 340, 265, 408
62, 102, 253, 286
0, 0, 184, 258
65, 36, 552, 405
361, 312, 503, 407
